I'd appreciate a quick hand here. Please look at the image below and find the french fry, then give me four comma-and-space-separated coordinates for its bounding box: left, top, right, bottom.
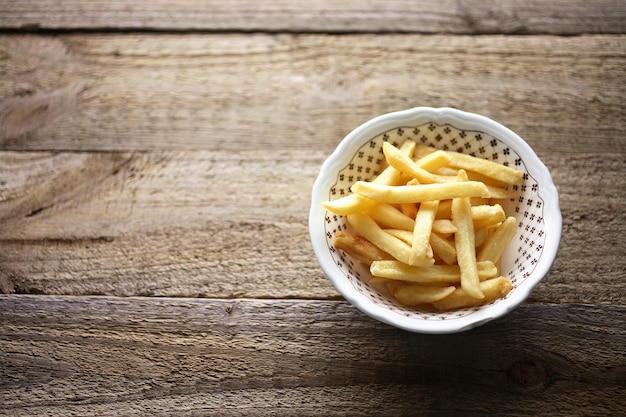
414, 150, 453, 172
370, 276, 390, 285
366, 203, 415, 231
413, 143, 436, 159
452, 170, 484, 300
470, 197, 492, 207
434, 166, 460, 177
334, 231, 391, 265
347, 213, 434, 268
410, 200, 439, 266
351, 180, 491, 204
321, 193, 374, 217
384, 229, 435, 260
431, 277, 513, 311
383, 228, 413, 244
435, 200, 453, 219
477, 216, 518, 264
383, 142, 452, 184
322, 140, 416, 215
387, 281, 456, 306
429, 232, 457, 265
413, 144, 437, 159
371, 260, 498, 284
324, 142, 523, 312
472, 204, 506, 229
399, 202, 418, 219
485, 185, 517, 200
465, 169, 509, 188
432, 219, 457, 235
473, 227, 490, 248
446, 151, 524, 185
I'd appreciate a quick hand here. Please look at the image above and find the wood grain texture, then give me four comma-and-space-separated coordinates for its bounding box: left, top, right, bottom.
0, 296, 626, 416
1, 151, 624, 304
1, 0, 625, 34
1, 34, 625, 153
1, 296, 624, 416
1, 3, 624, 415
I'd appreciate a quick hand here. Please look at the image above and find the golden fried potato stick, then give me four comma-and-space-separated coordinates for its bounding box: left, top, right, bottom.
477, 216, 518, 264
473, 227, 490, 248
322, 142, 522, 312
432, 219, 457, 236
410, 200, 439, 266
370, 260, 498, 284
383, 228, 436, 261
465, 169, 509, 188
429, 232, 457, 265
382, 142, 453, 184
452, 170, 484, 300
387, 281, 456, 306
415, 150, 455, 173
485, 185, 517, 200
351, 180, 490, 204
334, 231, 391, 265
347, 213, 434, 268
472, 204, 506, 229
322, 140, 416, 216
470, 197, 492, 206
399, 202, 418, 219
446, 151, 524, 185
413, 144, 437, 159
435, 200, 453, 219
431, 277, 513, 311
366, 203, 415, 231
382, 228, 413, 244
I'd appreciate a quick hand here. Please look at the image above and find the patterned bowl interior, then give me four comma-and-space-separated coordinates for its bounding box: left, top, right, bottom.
322, 121, 547, 322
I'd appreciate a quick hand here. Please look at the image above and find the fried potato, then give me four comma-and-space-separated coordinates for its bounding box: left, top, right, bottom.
387, 281, 456, 306
414, 150, 454, 173
322, 140, 415, 215
473, 227, 490, 248
435, 200, 453, 219
366, 203, 415, 231
485, 185, 518, 200
334, 231, 391, 265
429, 232, 457, 265
323, 141, 523, 312
399, 202, 418, 219
383, 228, 413, 245
383, 142, 452, 184
410, 200, 439, 266
370, 260, 498, 284
347, 213, 434, 268
431, 277, 513, 311
472, 204, 506, 229
351, 180, 491, 204
432, 219, 457, 235
447, 151, 524, 185
477, 216, 518, 264
452, 170, 484, 300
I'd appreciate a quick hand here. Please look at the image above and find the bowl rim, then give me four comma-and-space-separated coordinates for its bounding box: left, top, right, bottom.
309, 106, 562, 333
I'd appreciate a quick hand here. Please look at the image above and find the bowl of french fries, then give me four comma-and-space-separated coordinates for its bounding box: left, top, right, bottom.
310, 107, 561, 333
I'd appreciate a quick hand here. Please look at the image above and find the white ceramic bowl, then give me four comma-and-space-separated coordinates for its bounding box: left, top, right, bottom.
309, 107, 561, 333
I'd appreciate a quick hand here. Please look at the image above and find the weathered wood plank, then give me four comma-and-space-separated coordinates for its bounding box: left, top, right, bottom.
1, 34, 625, 153
1, 151, 624, 304
1, 296, 624, 416
1, 0, 625, 35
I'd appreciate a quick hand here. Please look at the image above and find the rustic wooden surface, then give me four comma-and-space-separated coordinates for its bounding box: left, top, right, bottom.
1, 1, 625, 416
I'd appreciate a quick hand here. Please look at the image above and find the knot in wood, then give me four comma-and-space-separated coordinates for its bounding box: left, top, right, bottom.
507, 358, 548, 391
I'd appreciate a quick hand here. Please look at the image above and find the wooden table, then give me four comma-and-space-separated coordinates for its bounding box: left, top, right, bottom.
1, 2, 625, 415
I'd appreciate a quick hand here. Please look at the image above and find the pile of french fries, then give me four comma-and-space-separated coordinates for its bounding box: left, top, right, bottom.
323, 140, 523, 311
